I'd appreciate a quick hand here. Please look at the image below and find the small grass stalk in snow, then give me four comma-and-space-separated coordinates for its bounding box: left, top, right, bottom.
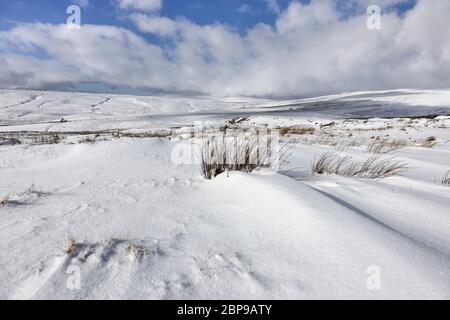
125, 243, 147, 263
442, 171, 450, 185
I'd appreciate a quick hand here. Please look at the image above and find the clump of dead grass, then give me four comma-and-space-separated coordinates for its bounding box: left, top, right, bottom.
125, 243, 148, 263
0, 132, 65, 145
65, 239, 81, 257
115, 130, 172, 139
31, 133, 62, 145
200, 134, 289, 180
367, 138, 407, 154
79, 134, 100, 144
312, 153, 407, 179
278, 126, 315, 136
422, 136, 437, 148
441, 171, 450, 186
0, 195, 10, 206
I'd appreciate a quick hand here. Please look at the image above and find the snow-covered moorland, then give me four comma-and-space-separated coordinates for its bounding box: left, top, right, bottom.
0, 89, 449, 299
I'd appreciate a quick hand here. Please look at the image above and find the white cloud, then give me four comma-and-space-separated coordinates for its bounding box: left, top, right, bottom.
1, 0, 450, 97
264, 0, 281, 15
238, 4, 251, 14
0, 23, 175, 90
117, 0, 162, 13
130, 13, 178, 37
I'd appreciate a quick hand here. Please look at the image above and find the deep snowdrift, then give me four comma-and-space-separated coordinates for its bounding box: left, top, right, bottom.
0, 89, 449, 299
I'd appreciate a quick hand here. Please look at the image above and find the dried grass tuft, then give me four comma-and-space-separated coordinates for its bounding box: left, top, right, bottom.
200, 135, 289, 179
312, 153, 407, 179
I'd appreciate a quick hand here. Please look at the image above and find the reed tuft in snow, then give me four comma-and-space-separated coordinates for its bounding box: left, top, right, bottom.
312, 153, 407, 179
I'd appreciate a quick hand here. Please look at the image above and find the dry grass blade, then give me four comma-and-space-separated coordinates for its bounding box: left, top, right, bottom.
367, 138, 406, 154
311, 153, 334, 175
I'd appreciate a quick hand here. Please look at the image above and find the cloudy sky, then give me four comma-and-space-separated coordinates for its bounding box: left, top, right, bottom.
0, 0, 449, 97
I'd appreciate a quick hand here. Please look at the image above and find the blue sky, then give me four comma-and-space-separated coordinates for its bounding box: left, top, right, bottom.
0, 0, 416, 34
2, 0, 447, 98
1, 1, 291, 31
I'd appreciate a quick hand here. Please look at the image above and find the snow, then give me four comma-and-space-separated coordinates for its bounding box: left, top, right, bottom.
0, 89, 449, 299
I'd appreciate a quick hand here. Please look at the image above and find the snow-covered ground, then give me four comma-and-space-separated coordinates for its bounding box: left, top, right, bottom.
0, 89, 449, 299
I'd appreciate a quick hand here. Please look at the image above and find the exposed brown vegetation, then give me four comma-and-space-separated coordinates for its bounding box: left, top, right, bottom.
114, 129, 172, 139
65, 239, 81, 257
422, 136, 437, 148
278, 126, 315, 136
0, 195, 10, 206
0, 132, 64, 145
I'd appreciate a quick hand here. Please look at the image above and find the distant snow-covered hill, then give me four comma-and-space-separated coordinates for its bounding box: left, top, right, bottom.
0, 89, 449, 132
